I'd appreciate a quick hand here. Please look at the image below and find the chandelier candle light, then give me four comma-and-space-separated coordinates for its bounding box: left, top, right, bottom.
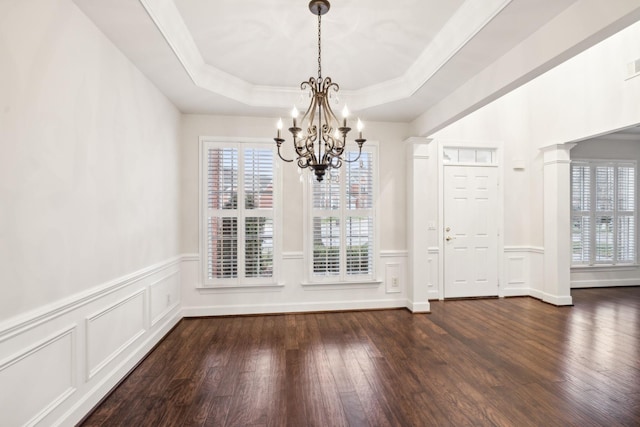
274, 0, 366, 182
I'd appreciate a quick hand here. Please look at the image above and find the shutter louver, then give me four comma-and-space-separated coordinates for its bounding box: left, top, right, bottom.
313, 217, 340, 275
571, 164, 591, 264
207, 217, 238, 279
617, 165, 635, 263
245, 217, 273, 278
346, 216, 373, 275
208, 148, 238, 209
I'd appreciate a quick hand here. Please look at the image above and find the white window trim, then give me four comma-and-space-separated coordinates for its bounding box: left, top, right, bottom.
302, 142, 380, 285
571, 158, 637, 267
198, 137, 283, 288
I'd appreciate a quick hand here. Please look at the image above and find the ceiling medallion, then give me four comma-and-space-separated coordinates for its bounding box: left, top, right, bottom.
274, 0, 366, 182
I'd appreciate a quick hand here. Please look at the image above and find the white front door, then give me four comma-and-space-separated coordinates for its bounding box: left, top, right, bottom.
444, 165, 499, 298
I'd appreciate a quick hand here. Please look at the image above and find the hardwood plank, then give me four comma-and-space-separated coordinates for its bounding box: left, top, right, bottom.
81, 287, 640, 427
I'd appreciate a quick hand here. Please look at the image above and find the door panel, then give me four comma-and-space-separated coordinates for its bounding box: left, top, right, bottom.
444, 166, 498, 298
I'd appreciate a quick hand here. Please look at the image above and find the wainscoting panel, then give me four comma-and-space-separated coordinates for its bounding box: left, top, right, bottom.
0, 257, 182, 427
571, 265, 640, 288
502, 246, 539, 297
427, 247, 439, 300
182, 252, 409, 316
149, 269, 181, 326
0, 326, 76, 427
85, 290, 146, 380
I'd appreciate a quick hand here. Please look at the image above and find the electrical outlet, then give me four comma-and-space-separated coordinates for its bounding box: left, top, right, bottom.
392, 277, 399, 287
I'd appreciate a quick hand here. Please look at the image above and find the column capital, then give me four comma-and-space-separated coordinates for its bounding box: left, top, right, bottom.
540, 142, 577, 165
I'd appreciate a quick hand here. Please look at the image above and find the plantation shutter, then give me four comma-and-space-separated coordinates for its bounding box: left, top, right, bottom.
310, 147, 376, 281
204, 143, 277, 286
313, 168, 341, 276
617, 165, 635, 263
571, 161, 636, 266
207, 148, 239, 279
244, 148, 274, 278
345, 152, 374, 276
571, 164, 590, 264
594, 166, 614, 263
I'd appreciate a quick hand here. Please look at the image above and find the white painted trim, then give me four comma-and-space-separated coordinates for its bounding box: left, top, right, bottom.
283, 251, 304, 260
138, 0, 513, 112
0, 326, 77, 427
571, 265, 638, 272
182, 298, 407, 317
406, 300, 431, 313
0, 256, 182, 344
0, 256, 183, 427
61, 312, 181, 426
503, 246, 544, 254
426, 289, 439, 300
181, 253, 200, 262
427, 247, 440, 254
543, 293, 573, 306
195, 282, 285, 290
149, 269, 181, 326
85, 290, 147, 380
300, 280, 383, 289
501, 288, 530, 297
380, 250, 409, 258
571, 278, 640, 288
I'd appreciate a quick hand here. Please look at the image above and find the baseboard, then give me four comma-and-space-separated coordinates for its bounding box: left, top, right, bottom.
571, 278, 640, 288
406, 300, 431, 313
182, 299, 408, 317
501, 288, 530, 297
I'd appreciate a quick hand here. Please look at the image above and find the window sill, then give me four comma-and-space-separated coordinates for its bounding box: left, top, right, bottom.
301, 280, 382, 290
571, 264, 638, 272
196, 282, 285, 291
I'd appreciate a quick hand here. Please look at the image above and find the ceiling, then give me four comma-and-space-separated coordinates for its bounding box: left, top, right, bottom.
72, 0, 640, 133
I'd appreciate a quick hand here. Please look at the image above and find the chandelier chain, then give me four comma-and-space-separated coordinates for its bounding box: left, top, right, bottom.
317, 11, 322, 80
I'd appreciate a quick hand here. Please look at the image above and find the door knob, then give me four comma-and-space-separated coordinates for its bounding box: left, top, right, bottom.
446, 236, 453, 241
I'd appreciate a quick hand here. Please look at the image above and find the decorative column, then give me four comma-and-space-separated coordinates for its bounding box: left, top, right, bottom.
541, 143, 576, 306
405, 137, 435, 313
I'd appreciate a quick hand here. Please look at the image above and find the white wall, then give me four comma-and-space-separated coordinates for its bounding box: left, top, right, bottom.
0, 0, 182, 425
179, 114, 413, 314
422, 20, 640, 298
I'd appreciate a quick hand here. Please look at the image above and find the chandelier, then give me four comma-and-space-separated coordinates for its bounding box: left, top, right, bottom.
274, 0, 366, 182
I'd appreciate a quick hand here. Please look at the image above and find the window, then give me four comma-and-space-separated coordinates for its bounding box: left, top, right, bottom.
201, 139, 280, 286
443, 147, 496, 164
306, 146, 377, 282
571, 160, 636, 266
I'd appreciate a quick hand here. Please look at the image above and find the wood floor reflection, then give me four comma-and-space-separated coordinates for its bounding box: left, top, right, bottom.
81, 287, 640, 426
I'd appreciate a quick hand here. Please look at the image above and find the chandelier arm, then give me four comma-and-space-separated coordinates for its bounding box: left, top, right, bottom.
343, 138, 367, 163
275, 139, 294, 163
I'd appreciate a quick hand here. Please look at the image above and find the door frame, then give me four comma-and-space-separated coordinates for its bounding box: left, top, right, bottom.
437, 141, 505, 300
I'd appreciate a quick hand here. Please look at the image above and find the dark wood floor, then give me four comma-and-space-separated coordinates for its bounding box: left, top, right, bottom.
81, 288, 640, 426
